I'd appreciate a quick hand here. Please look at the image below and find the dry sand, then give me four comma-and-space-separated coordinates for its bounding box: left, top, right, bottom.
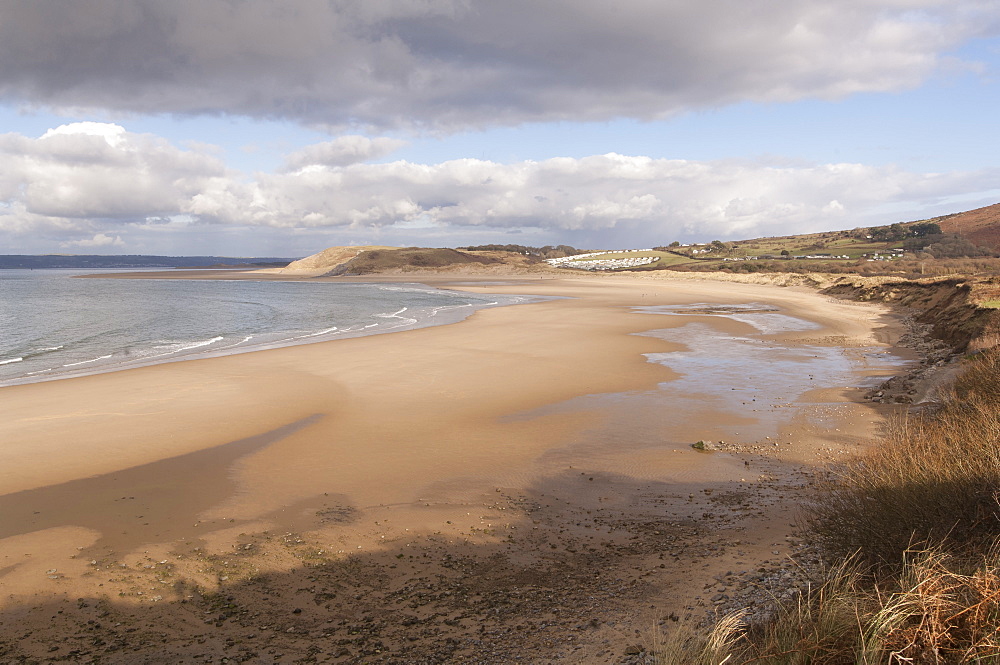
0, 273, 908, 663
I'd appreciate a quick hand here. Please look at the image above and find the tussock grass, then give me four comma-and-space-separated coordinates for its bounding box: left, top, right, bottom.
652, 558, 872, 665
862, 548, 1000, 663
651, 611, 747, 665
655, 550, 1000, 664
968, 333, 1000, 354
743, 558, 871, 664
808, 350, 1000, 569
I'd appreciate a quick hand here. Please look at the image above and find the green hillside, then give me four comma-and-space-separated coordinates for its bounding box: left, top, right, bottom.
556, 211, 999, 275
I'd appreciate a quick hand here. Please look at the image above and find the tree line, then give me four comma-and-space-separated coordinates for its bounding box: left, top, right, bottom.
458, 244, 586, 258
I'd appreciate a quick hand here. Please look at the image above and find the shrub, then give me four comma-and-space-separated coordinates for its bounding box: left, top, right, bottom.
807, 350, 1000, 569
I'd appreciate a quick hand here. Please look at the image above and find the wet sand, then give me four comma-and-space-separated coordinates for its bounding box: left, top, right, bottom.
0, 273, 907, 663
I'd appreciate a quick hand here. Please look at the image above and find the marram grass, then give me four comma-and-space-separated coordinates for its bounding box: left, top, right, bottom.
653, 549, 1000, 664
808, 350, 1000, 569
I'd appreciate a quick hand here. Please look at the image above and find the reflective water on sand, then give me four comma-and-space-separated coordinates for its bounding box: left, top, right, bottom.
509, 302, 907, 467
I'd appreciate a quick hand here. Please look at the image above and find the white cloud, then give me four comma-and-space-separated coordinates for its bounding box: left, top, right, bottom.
41, 121, 128, 147
281, 136, 408, 171
206, 153, 997, 244
62, 232, 125, 248
2, 124, 997, 250
0, 122, 232, 249
0, 121, 226, 220
0, 1, 994, 129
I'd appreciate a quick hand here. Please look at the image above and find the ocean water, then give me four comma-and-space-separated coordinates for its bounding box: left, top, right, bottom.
0, 270, 528, 386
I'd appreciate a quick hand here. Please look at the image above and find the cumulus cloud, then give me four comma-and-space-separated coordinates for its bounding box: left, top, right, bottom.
214, 154, 999, 244
0, 122, 228, 244
0, 0, 994, 129
61, 232, 125, 248
2, 124, 996, 250
0, 121, 228, 220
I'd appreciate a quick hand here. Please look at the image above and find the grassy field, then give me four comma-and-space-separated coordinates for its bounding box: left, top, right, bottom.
731, 232, 904, 259
583, 232, 910, 267
556, 217, 989, 274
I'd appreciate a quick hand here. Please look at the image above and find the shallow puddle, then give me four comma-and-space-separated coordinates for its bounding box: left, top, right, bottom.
520, 301, 908, 465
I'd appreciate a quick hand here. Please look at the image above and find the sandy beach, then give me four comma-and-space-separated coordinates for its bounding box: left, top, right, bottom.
0, 273, 907, 663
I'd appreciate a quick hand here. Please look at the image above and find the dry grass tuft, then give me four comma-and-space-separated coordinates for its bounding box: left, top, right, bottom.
807, 350, 1000, 569
652, 611, 747, 665
967, 333, 1000, 353
742, 557, 871, 664
654, 550, 1000, 664
863, 548, 1000, 663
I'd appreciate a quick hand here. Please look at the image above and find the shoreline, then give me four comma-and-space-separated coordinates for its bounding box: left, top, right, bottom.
1, 272, 544, 388
0, 273, 909, 662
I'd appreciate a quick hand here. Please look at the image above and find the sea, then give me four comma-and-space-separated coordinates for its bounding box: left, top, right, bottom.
0, 270, 531, 387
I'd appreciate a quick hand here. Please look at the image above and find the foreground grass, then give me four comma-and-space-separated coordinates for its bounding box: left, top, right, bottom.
656, 549, 1000, 664
655, 349, 1000, 664
809, 349, 1000, 569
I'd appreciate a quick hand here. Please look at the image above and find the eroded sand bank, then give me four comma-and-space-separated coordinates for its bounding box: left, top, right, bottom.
0, 274, 907, 663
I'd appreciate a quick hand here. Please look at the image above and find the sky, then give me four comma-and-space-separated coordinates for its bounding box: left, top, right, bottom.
0, 1, 999, 257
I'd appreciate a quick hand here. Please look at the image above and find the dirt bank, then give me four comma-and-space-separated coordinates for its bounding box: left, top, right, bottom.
823, 275, 1000, 353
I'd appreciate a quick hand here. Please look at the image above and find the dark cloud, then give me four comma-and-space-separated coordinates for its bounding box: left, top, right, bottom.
0, 0, 992, 129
